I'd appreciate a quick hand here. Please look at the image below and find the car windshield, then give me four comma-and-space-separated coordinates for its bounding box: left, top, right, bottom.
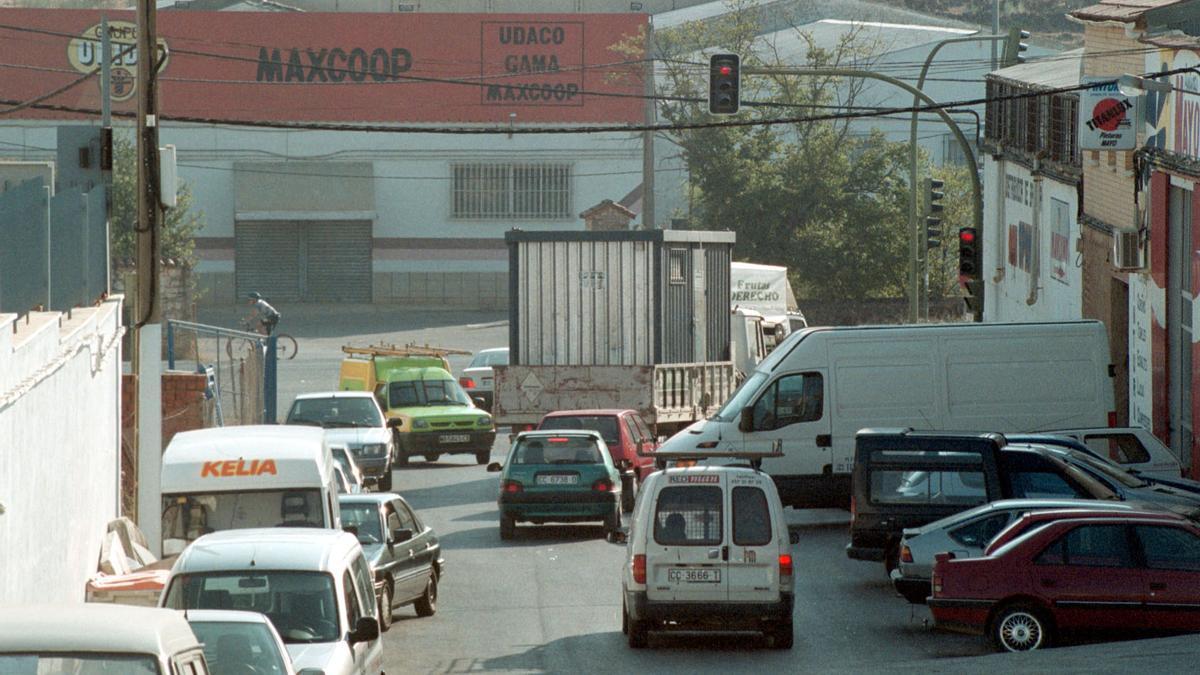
714, 371, 768, 421
539, 416, 620, 444
388, 378, 471, 408
161, 490, 324, 552
163, 571, 340, 645
468, 350, 509, 368
0, 654, 159, 674
286, 397, 382, 428
340, 502, 384, 545
512, 436, 603, 464
187, 620, 290, 675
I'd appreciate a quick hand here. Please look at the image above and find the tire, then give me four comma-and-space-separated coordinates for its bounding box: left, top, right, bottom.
378, 470, 393, 493
768, 619, 794, 650
424, 454, 440, 463
276, 333, 299, 360
991, 603, 1052, 652
604, 507, 622, 535
627, 615, 649, 649
475, 450, 490, 465
883, 545, 900, 578
500, 515, 516, 540
378, 583, 393, 632
414, 571, 438, 618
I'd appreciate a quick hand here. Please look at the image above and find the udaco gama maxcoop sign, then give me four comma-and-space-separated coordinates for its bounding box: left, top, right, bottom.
0, 9, 647, 124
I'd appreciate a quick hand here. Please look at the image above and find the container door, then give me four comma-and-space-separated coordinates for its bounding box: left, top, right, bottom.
645, 478, 729, 603
726, 482, 779, 603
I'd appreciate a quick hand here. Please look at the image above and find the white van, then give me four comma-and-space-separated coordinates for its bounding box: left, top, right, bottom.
161, 528, 384, 675
161, 425, 342, 556
659, 321, 1116, 508
0, 604, 210, 673
614, 450, 796, 649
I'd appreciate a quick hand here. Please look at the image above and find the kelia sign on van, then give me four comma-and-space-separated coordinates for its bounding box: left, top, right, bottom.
0, 9, 647, 124
1078, 77, 1137, 150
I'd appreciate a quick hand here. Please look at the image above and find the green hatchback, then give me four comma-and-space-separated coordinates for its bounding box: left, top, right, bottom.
487, 430, 623, 540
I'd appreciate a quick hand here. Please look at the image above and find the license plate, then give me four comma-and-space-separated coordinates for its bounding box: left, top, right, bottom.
668, 568, 721, 583
439, 434, 470, 444
536, 474, 578, 485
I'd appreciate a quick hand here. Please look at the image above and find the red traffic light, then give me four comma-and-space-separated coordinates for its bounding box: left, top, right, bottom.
719, 65, 733, 76
959, 229, 976, 244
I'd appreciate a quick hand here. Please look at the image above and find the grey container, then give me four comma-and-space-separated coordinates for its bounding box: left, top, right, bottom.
506, 229, 735, 366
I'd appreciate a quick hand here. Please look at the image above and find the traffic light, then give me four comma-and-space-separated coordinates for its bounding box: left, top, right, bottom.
924, 177, 945, 249
709, 53, 741, 115
958, 227, 980, 280
1001, 28, 1029, 67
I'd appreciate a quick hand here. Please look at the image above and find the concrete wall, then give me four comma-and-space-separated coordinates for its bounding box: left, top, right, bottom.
0, 297, 123, 603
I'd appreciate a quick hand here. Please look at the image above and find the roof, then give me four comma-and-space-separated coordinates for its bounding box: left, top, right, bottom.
653, 0, 975, 34
1070, 0, 1185, 23
175, 528, 360, 574
988, 49, 1084, 91
383, 366, 454, 381
754, 19, 975, 65
542, 409, 635, 417
505, 228, 736, 245
294, 391, 375, 400
162, 425, 332, 492
0, 604, 199, 655
476, 347, 509, 355
167, 425, 326, 452
182, 608, 277, 625
579, 199, 637, 220
338, 492, 402, 506
980, 498, 1141, 512
516, 429, 605, 440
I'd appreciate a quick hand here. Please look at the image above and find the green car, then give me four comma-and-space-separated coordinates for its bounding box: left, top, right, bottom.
487, 430, 623, 540
385, 367, 496, 465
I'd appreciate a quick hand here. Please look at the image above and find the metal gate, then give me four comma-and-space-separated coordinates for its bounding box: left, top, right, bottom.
235, 221, 371, 302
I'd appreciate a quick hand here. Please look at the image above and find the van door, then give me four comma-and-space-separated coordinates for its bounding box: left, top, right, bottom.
646, 475, 729, 603
726, 478, 779, 603
740, 370, 833, 505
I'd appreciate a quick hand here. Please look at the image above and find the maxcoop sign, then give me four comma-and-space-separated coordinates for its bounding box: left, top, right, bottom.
1078, 77, 1137, 150
0, 9, 646, 124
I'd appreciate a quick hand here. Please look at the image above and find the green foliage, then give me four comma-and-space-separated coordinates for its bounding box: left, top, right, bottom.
110, 130, 202, 266
928, 163, 974, 299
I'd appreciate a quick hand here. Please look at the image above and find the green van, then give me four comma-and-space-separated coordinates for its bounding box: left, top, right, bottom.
384, 367, 496, 465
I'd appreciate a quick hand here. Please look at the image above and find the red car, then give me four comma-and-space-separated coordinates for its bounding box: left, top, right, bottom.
929, 510, 1200, 652
537, 409, 658, 511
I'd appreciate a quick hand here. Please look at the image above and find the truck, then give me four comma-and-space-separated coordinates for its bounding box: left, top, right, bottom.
730, 263, 806, 379
493, 229, 739, 437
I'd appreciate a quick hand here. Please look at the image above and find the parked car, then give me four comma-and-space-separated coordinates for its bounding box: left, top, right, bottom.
0, 604, 210, 674
537, 408, 659, 511
331, 443, 366, 494
161, 528, 384, 675
1045, 426, 1183, 479
1012, 432, 1200, 495
386, 367, 496, 465
339, 492, 443, 632
1030, 443, 1200, 518
929, 511, 1200, 651
487, 430, 622, 539
612, 453, 797, 649
892, 499, 1147, 604
459, 347, 508, 412
286, 391, 395, 491
185, 609, 296, 675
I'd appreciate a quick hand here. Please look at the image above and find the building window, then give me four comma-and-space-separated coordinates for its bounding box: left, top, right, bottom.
452, 163, 572, 219
1048, 95, 1079, 167
668, 249, 686, 284
985, 80, 1003, 144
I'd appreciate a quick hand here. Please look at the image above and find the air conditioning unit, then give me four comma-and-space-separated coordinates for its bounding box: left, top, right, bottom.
1113, 228, 1145, 271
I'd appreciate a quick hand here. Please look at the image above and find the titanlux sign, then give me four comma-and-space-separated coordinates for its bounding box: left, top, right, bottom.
1078, 77, 1137, 150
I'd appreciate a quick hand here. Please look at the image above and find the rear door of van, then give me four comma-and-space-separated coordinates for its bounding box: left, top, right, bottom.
726, 473, 780, 603
646, 474, 730, 603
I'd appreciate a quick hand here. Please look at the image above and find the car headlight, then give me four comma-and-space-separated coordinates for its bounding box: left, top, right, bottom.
477, 416, 492, 426
362, 443, 387, 456
413, 419, 429, 429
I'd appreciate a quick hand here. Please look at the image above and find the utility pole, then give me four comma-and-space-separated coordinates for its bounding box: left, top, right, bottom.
642, 28, 656, 229
991, 0, 1000, 70
134, 0, 164, 555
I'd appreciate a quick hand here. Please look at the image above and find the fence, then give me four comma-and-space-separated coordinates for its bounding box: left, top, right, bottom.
165, 320, 278, 425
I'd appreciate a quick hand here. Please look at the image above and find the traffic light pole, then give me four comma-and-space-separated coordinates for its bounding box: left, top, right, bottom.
745, 66, 983, 323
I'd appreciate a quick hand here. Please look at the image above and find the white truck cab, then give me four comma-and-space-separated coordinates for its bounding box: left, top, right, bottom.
0, 604, 210, 674
161, 425, 342, 556
614, 449, 796, 649
161, 528, 384, 675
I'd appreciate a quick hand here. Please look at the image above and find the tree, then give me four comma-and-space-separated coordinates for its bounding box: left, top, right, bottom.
613, 1, 922, 301
109, 130, 202, 267
928, 163, 973, 300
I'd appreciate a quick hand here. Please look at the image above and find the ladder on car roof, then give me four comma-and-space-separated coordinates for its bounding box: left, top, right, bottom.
342, 343, 472, 359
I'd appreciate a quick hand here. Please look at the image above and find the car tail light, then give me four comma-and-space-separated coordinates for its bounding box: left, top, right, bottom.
632, 554, 647, 584
932, 569, 942, 595
593, 478, 614, 492
502, 480, 523, 494
778, 553, 793, 578
460, 377, 476, 389
931, 552, 955, 595
1108, 410, 1118, 427
900, 545, 913, 564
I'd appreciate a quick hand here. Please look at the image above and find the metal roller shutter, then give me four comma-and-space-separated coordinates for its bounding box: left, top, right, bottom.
236, 222, 302, 302
305, 221, 372, 302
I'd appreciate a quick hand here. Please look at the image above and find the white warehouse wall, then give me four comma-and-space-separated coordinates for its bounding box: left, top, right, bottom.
0, 298, 123, 603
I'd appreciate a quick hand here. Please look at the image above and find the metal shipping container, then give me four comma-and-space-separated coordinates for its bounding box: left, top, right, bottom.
506, 229, 736, 366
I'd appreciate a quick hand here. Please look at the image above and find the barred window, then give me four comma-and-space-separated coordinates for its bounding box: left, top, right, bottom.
452, 163, 572, 219
1049, 95, 1080, 167
985, 80, 1003, 143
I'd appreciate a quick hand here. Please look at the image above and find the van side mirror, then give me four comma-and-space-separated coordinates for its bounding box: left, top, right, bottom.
348, 616, 379, 645
392, 528, 413, 543
606, 530, 627, 544
739, 406, 755, 433
486, 462, 503, 472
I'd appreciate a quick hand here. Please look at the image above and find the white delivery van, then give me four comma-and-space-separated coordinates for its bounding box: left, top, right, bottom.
658, 321, 1116, 508
161, 425, 342, 556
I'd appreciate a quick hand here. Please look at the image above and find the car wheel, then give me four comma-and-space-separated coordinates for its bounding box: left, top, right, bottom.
883, 544, 900, 578
991, 603, 1052, 652
414, 571, 438, 618
627, 615, 649, 648
424, 454, 440, 463
500, 515, 516, 540
378, 471, 393, 493
604, 507, 621, 535
475, 450, 490, 465
378, 583, 393, 632
768, 618, 793, 649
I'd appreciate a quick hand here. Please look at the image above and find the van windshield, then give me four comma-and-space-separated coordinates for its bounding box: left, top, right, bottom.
161, 489, 325, 552
286, 397, 383, 428
163, 571, 339, 644
714, 371, 768, 421
388, 378, 471, 408
0, 654, 159, 674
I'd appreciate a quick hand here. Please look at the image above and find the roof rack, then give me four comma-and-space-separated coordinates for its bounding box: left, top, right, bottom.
342, 343, 472, 358
641, 440, 784, 470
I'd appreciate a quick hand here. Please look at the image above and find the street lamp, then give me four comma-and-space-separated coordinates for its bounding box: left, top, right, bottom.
1116, 74, 1173, 97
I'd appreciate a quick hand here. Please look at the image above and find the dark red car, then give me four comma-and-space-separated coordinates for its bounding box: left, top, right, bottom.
929, 510, 1200, 652
537, 409, 658, 511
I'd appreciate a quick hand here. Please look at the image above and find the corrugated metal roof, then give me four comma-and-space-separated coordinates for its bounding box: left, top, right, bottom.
1143, 31, 1200, 48
1070, 0, 1185, 23
654, 0, 975, 33
755, 19, 976, 65
987, 49, 1084, 90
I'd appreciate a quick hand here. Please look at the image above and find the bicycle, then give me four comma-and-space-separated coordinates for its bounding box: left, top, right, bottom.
225, 318, 299, 361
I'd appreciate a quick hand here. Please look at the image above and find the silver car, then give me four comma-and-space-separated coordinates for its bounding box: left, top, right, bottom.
890, 498, 1143, 604
459, 347, 508, 412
